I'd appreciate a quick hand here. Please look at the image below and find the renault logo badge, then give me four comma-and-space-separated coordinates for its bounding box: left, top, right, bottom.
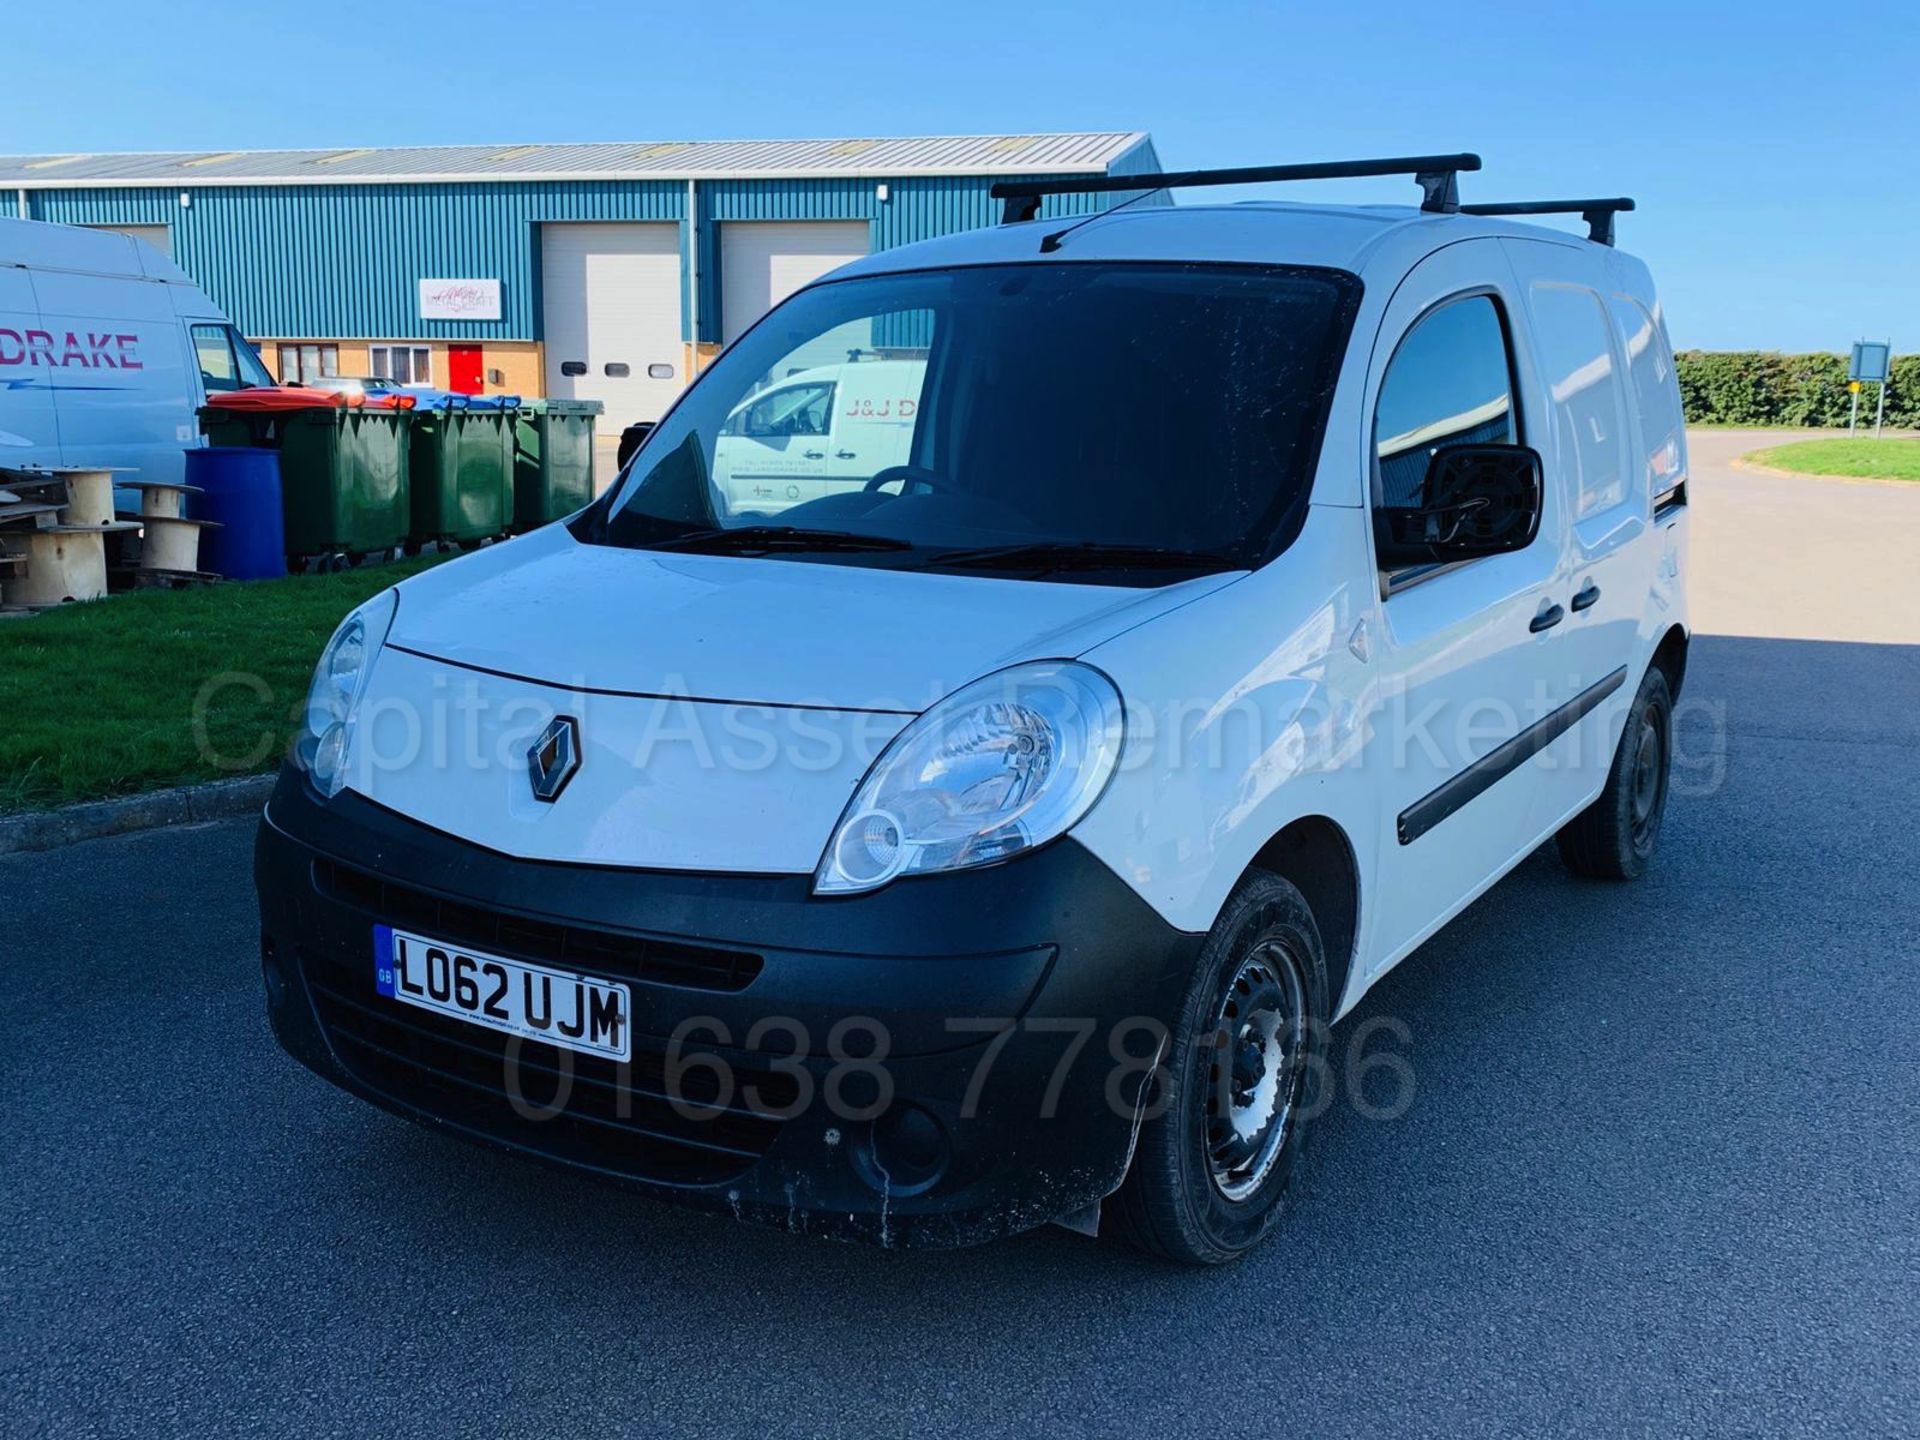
527, 715, 581, 803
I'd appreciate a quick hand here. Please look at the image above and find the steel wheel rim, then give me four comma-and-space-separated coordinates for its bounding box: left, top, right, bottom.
1204, 940, 1307, 1202
1629, 710, 1667, 848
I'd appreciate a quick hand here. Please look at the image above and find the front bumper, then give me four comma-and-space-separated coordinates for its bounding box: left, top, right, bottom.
255, 770, 1202, 1248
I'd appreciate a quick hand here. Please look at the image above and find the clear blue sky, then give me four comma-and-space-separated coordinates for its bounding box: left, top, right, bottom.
10, 0, 1914, 352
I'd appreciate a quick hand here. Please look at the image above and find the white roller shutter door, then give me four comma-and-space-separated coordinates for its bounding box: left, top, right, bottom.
541, 222, 683, 424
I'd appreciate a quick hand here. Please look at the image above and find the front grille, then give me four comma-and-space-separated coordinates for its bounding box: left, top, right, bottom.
302, 947, 796, 1186
313, 859, 764, 992
301, 863, 792, 1187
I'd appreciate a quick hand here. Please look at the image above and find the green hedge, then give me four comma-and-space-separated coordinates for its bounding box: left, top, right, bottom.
1676, 350, 1916, 428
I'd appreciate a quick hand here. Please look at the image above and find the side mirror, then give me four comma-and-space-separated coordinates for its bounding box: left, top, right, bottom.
615, 420, 657, 471
1375, 443, 1544, 569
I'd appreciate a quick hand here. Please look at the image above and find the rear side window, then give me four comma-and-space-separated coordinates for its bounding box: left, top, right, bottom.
1529, 284, 1629, 519
1373, 294, 1518, 512
1609, 295, 1685, 501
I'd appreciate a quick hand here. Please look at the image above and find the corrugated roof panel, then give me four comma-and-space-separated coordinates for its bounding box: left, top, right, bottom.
0, 132, 1150, 186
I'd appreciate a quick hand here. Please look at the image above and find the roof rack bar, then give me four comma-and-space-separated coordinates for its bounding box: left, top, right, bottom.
990, 152, 1483, 225
1458, 197, 1635, 246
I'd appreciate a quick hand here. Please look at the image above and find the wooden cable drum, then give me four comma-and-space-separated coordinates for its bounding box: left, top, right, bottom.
125, 480, 205, 522
139, 515, 221, 574
35, 468, 132, 527
0, 525, 115, 607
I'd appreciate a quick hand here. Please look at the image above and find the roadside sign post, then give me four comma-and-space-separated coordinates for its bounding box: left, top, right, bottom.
1849, 340, 1892, 439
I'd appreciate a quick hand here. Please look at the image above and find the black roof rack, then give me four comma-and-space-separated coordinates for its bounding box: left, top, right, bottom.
1459, 197, 1635, 246
990, 153, 1482, 226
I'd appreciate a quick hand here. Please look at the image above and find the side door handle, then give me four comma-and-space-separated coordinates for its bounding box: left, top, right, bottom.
835, 449, 857, 460
1570, 581, 1601, 612
1529, 601, 1565, 633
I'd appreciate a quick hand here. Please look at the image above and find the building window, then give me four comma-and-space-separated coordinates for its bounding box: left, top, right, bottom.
277, 344, 339, 385
371, 345, 433, 386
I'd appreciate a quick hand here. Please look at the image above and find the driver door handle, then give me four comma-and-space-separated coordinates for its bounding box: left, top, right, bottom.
1570, 580, 1602, 612
803, 449, 825, 460
1529, 601, 1565, 633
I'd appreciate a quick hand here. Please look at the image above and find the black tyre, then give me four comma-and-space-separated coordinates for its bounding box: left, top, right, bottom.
1109, 871, 1329, 1265
1556, 664, 1672, 880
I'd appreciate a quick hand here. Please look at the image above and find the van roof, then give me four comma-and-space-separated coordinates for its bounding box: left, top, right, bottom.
834, 200, 1642, 286
0, 215, 196, 286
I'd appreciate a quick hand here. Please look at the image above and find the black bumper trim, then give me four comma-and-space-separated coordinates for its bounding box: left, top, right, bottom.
255, 769, 1203, 1247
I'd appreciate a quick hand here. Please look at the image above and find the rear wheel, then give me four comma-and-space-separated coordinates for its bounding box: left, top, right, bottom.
1109, 872, 1329, 1265
1556, 664, 1672, 880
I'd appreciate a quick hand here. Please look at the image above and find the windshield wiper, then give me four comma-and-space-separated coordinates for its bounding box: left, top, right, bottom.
929, 540, 1238, 573
649, 524, 913, 555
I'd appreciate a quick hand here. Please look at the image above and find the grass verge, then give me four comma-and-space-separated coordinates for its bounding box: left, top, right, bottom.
0, 557, 445, 816
1741, 438, 1920, 481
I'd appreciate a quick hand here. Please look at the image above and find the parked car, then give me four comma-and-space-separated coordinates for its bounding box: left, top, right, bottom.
0, 216, 270, 499
302, 375, 406, 400
255, 156, 1690, 1264
613, 420, 654, 471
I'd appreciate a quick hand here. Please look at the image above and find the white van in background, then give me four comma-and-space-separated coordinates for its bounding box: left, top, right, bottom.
713, 356, 926, 514
0, 216, 268, 489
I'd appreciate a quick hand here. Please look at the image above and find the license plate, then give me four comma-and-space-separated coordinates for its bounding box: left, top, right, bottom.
374, 924, 632, 1062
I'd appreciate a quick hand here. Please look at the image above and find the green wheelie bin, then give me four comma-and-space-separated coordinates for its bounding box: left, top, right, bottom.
198, 392, 411, 569
406, 395, 517, 549
512, 398, 603, 532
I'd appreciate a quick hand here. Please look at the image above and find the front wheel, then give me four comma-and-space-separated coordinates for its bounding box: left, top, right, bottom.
1109, 872, 1329, 1265
1556, 664, 1672, 879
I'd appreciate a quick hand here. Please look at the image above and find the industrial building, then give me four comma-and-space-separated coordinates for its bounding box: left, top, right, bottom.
1, 133, 1161, 424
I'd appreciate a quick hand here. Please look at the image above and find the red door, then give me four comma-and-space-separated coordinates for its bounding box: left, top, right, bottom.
448, 344, 483, 395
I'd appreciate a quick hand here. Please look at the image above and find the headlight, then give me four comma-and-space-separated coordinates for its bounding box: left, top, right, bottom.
296, 590, 397, 799
815, 660, 1124, 896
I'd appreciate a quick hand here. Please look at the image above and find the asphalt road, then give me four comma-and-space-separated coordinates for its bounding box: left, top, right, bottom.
3, 434, 1918, 1436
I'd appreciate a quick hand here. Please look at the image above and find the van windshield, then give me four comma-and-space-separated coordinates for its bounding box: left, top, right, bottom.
595, 262, 1359, 582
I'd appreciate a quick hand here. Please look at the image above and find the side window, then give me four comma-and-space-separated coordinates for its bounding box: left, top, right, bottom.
192, 323, 240, 392
1609, 295, 1685, 501
232, 328, 274, 388
1529, 284, 1629, 519
1373, 295, 1519, 546
730, 381, 836, 438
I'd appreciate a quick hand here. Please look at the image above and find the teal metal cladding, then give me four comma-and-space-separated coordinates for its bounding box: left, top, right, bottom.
25, 138, 1162, 345
30, 182, 684, 340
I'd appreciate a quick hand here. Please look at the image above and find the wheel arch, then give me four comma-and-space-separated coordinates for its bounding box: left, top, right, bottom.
1245, 814, 1361, 1019
1650, 623, 1690, 699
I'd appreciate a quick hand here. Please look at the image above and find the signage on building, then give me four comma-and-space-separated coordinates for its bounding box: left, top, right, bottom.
418, 278, 502, 321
